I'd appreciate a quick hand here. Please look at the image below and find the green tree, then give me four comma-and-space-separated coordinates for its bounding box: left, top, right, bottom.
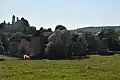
40, 27, 44, 31
84, 32, 99, 52
47, 28, 52, 32
27, 27, 36, 35
0, 32, 9, 52
72, 33, 88, 56
98, 28, 119, 49
21, 17, 30, 35
0, 23, 5, 29
55, 25, 67, 31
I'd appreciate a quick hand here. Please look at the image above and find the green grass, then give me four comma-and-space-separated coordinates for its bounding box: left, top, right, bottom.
0, 55, 19, 60
0, 54, 120, 80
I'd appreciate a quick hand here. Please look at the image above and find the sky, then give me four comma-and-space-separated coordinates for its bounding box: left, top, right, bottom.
0, 0, 120, 30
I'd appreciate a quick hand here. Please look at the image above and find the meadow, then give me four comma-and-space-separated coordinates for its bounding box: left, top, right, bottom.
0, 54, 120, 80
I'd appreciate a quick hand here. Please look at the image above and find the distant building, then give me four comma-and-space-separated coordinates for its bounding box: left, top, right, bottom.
2, 15, 25, 33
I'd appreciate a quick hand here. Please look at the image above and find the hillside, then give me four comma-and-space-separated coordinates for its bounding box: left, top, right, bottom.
72, 26, 120, 33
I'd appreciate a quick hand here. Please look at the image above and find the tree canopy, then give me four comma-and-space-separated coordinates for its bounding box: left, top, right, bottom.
47, 28, 52, 32
0, 23, 5, 29
21, 17, 36, 35
55, 25, 67, 31
98, 28, 119, 49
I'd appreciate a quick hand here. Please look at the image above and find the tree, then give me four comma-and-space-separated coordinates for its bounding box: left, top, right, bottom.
40, 27, 44, 31
84, 32, 99, 52
0, 23, 5, 29
21, 17, 30, 35
21, 17, 30, 27
55, 25, 67, 31
98, 28, 119, 50
21, 18, 36, 35
98, 31, 107, 40
72, 34, 79, 42
46, 29, 73, 59
0, 32, 9, 52
71, 33, 88, 56
47, 28, 52, 32
27, 27, 36, 35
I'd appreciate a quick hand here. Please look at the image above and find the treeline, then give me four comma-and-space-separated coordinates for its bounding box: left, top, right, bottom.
1, 16, 120, 59
26, 24, 120, 58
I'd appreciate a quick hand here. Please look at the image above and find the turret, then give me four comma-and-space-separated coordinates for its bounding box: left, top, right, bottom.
12, 15, 15, 25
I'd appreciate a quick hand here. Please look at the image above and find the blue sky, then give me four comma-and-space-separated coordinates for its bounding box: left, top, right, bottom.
0, 0, 120, 30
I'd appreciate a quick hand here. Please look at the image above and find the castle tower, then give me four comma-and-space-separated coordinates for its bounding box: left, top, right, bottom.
12, 15, 15, 25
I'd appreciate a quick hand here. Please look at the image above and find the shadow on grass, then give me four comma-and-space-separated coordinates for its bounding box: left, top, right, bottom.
98, 51, 116, 56
0, 59, 6, 61
3, 53, 90, 61
72, 56, 90, 60
1, 54, 22, 60
87, 51, 117, 56
46, 56, 90, 60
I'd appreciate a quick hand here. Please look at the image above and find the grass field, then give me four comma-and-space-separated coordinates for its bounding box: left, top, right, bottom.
0, 54, 120, 80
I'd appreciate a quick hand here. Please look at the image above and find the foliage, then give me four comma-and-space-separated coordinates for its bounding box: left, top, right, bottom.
0, 23, 5, 29
72, 34, 79, 42
21, 17, 30, 27
98, 28, 119, 49
0, 32, 9, 52
39, 27, 44, 31
21, 18, 36, 35
1, 55, 120, 80
55, 25, 67, 31
47, 28, 52, 32
21, 17, 31, 35
71, 33, 88, 56
27, 27, 36, 35
84, 32, 99, 52
46, 29, 73, 59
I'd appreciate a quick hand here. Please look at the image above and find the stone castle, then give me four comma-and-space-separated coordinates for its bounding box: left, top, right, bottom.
2, 15, 26, 33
